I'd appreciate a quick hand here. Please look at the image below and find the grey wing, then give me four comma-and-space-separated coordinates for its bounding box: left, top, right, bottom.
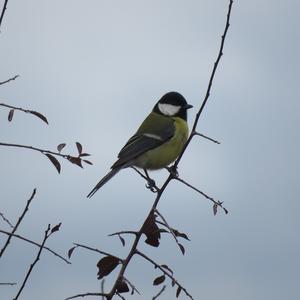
111, 124, 174, 169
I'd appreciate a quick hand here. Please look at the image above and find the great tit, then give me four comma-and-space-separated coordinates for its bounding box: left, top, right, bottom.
87, 91, 193, 198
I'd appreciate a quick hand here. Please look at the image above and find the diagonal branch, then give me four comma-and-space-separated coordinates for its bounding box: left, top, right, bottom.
12, 224, 54, 300
0, 211, 14, 228
0, 189, 36, 258
0, 229, 70, 264
175, 0, 233, 166
0, 0, 8, 30
136, 250, 194, 299
0, 75, 19, 85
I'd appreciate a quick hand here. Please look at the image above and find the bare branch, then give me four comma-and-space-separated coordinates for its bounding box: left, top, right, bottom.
0, 282, 17, 286
175, 0, 233, 166
193, 131, 221, 144
0, 75, 19, 85
65, 292, 108, 300
0, 0, 8, 30
136, 250, 194, 300
0, 189, 36, 258
0, 103, 49, 124
73, 243, 119, 259
152, 285, 166, 300
154, 209, 182, 252
108, 231, 137, 237
12, 224, 53, 300
0, 229, 70, 264
174, 176, 228, 214
0, 211, 14, 228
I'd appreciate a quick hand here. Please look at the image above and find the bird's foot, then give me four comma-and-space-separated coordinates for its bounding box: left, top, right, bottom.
145, 178, 157, 193
166, 165, 179, 178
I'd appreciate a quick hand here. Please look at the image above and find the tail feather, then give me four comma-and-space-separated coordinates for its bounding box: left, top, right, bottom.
87, 168, 121, 198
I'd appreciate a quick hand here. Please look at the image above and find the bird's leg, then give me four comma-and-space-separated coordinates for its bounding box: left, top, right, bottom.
165, 165, 179, 178
143, 169, 157, 192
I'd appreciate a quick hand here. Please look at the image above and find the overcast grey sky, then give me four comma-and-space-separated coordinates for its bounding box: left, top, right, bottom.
1, 1, 300, 299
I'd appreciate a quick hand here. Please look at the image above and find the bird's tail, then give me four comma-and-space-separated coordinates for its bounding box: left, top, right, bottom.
87, 167, 121, 198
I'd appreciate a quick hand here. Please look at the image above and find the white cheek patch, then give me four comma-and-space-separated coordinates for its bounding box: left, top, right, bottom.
158, 103, 181, 116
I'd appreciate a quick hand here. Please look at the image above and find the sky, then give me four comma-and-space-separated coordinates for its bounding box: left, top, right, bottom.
1, 0, 300, 299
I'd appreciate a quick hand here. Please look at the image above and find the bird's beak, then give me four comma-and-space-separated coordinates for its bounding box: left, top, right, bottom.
185, 104, 193, 109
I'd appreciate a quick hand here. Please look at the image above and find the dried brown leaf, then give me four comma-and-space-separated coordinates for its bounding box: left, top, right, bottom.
176, 286, 182, 298
116, 279, 129, 294
45, 153, 61, 173
30, 111, 48, 124
97, 256, 120, 279
68, 246, 76, 259
68, 156, 83, 168
213, 203, 218, 215
178, 243, 185, 255
153, 275, 165, 286
57, 143, 66, 152
8, 109, 14, 122
51, 222, 62, 233
118, 235, 125, 247
76, 142, 82, 154
79, 153, 91, 157
83, 159, 93, 165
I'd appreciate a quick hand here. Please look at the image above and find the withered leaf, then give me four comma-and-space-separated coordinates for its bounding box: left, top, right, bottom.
45, 153, 61, 173
30, 110, 48, 124
68, 156, 83, 168
173, 229, 190, 241
153, 274, 165, 286
176, 286, 182, 298
213, 203, 218, 216
161, 264, 173, 275
142, 213, 161, 247
83, 159, 93, 165
68, 246, 76, 259
76, 142, 82, 154
118, 235, 125, 247
57, 143, 66, 152
171, 278, 176, 287
116, 279, 129, 294
79, 153, 91, 157
97, 256, 120, 279
8, 109, 14, 122
51, 222, 62, 233
178, 243, 185, 255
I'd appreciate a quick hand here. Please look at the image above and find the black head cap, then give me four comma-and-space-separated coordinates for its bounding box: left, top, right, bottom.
153, 91, 193, 120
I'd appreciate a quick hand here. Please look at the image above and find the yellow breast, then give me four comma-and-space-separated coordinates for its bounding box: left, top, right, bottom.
133, 117, 189, 170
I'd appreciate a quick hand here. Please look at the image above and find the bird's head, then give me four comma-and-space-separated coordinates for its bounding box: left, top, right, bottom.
154, 91, 193, 120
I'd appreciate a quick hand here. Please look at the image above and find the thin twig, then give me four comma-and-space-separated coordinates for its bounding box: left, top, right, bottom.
175, 0, 233, 166
73, 243, 119, 259
0, 142, 70, 160
108, 231, 137, 237
0, 282, 17, 286
0, 0, 8, 29
136, 250, 194, 300
0, 211, 14, 228
193, 132, 221, 144
13, 224, 51, 300
175, 177, 228, 214
0, 103, 49, 124
0, 229, 70, 264
65, 292, 108, 300
0, 189, 36, 258
152, 285, 166, 300
154, 209, 181, 250
0, 75, 19, 85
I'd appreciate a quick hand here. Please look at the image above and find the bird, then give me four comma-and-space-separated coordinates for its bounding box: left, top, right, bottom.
87, 91, 193, 198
